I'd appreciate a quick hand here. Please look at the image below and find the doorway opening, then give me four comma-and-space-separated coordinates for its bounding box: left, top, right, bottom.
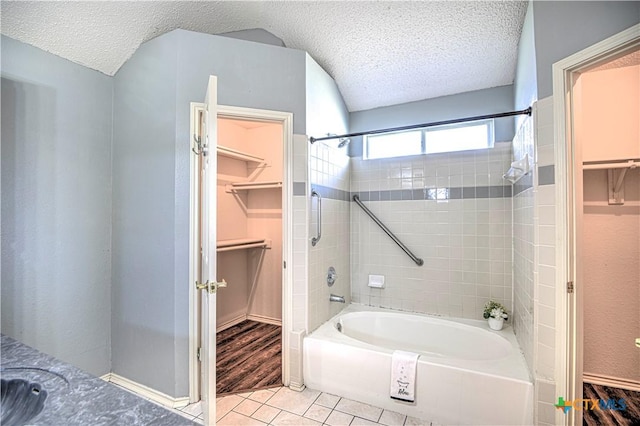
189, 103, 293, 403
553, 24, 640, 426
215, 115, 284, 395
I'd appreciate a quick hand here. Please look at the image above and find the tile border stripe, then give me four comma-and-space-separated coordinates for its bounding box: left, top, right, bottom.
302, 183, 514, 201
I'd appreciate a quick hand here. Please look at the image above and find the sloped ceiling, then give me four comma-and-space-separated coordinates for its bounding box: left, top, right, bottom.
1, 1, 528, 112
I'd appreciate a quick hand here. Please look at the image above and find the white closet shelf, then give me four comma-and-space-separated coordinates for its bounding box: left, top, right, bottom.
217, 145, 266, 164
217, 238, 272, 252
225, 181, 282, 192
582, 159, 640, 170
583, 159, 639, 205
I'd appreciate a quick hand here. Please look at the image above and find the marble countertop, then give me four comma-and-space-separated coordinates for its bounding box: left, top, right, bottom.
1, 335, 196, 425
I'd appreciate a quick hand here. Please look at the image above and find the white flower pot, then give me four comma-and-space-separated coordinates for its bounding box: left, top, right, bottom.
488, 317, 504, 331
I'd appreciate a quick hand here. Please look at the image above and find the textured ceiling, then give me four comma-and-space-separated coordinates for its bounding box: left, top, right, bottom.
1, 1, 528, 112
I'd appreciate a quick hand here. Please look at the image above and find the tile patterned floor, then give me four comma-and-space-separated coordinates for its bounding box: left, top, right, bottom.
171, 386, 431, 426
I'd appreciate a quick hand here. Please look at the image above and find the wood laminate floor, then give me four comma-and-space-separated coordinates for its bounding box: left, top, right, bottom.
216, 320, 282, 395
583, 382, 640, 426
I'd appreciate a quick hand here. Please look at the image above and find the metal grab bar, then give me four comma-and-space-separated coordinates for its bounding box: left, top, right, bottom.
352, 194, 424, 266
311, 189, 322, 246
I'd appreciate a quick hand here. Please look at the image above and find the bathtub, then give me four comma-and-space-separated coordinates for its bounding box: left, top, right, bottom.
303, 305, 533, 425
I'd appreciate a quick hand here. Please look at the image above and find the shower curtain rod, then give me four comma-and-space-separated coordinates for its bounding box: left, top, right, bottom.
308, 106, 532, 144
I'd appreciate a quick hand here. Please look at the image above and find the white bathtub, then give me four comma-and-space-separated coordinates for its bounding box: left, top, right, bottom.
303, 305, 533, 425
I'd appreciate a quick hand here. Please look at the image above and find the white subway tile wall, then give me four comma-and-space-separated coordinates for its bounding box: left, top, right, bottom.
308, 141, 351, 331
533, 96, 557, 425
292, 134, 309, 333
512, 115, 535, 374
350, 142, 513, 319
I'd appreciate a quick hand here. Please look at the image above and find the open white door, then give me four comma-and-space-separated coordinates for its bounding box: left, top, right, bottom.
200, 75, 219, 426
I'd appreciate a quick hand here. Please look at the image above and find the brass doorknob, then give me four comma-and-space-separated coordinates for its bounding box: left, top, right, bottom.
195, 279, 227, 293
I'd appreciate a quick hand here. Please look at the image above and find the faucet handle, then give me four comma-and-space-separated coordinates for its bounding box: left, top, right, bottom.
327, 266, 337, 286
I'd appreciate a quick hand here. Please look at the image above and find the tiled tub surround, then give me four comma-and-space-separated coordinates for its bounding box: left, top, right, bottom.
308, 141, 351, 332
350, 142, 513, 319
0, 335, 194, 425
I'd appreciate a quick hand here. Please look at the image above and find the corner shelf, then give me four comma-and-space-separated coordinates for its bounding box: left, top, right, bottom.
217, 238, 271, 252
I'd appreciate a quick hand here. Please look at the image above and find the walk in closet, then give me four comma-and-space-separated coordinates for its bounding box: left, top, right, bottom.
574, 50, 640, 425
216, 117, 284, 394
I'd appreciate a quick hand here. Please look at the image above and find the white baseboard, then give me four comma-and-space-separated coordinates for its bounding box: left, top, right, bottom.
583, 372, 640, 392
217, 314, 282, 332
289, 382, 306, 392
101, 373, 189, 409
217, 314, 248, 332
247, 314, 282, 327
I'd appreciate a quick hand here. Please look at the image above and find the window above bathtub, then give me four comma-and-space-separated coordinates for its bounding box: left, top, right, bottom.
363, 119, 495, 160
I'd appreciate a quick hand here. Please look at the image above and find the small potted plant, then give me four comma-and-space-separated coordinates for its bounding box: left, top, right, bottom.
483, 300, 508, 330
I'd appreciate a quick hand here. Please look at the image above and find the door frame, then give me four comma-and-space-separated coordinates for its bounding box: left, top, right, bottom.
552, 23, 640, 426
188, 103, 294, 402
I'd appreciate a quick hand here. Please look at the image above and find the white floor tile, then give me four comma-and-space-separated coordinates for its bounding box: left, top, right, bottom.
352, 417, 380, 426
181, 401, 203, 417
237, 391, 253, 398
217, 410, 267, 426
324, 410, 354, 426
265, 387, 320, 415
315, 392, 340, 409
251, 404, 281, 424
233, 398, 262, 417
270, 410, 322, 425
303, 403, 332, 423
378, 409, 407, 426
192, 417, 204, 425
248, 388, 277, 404
404, 415, 429, 425
334, 398, 383, 422
216, 394, 244, 421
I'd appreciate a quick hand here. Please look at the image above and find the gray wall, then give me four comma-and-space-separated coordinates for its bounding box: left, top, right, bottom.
174, 29, 306, 395
305, 53, 349, 138
0, 35, 113, 376
532, 1, 640, 98
348, 85, 516, 157
112, 29, 307, 397
111, 31, 181, 396
219, 28, 286, 47
513, 1, 537, 125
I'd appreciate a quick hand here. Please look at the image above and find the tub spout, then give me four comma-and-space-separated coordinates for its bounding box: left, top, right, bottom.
330, 294, 345, 303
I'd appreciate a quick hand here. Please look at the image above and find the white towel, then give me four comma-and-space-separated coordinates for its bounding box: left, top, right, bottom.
390, 350, 419, 402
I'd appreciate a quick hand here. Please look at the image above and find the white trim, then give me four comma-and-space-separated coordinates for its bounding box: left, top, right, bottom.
101, 373, 189, 409
188, 104, 294, 400
583, 373, 640, 393
246, 314, 282, 327
216, 314, 247, 332
552, 23, 640, 426
217, 314, 283, 333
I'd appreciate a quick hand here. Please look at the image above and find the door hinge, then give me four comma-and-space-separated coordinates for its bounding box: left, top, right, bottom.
567, 281, 574, 293
197, 347, 202, 362
283, 260, 287, 269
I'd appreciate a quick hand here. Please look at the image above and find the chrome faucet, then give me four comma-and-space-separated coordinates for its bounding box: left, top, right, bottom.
330, 294, 345, 303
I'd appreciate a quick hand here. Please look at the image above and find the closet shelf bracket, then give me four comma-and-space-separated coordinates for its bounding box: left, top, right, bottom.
584, 159, 639, 205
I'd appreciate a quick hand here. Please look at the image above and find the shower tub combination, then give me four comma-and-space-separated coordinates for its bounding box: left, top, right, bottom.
303, 305, 533, 425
